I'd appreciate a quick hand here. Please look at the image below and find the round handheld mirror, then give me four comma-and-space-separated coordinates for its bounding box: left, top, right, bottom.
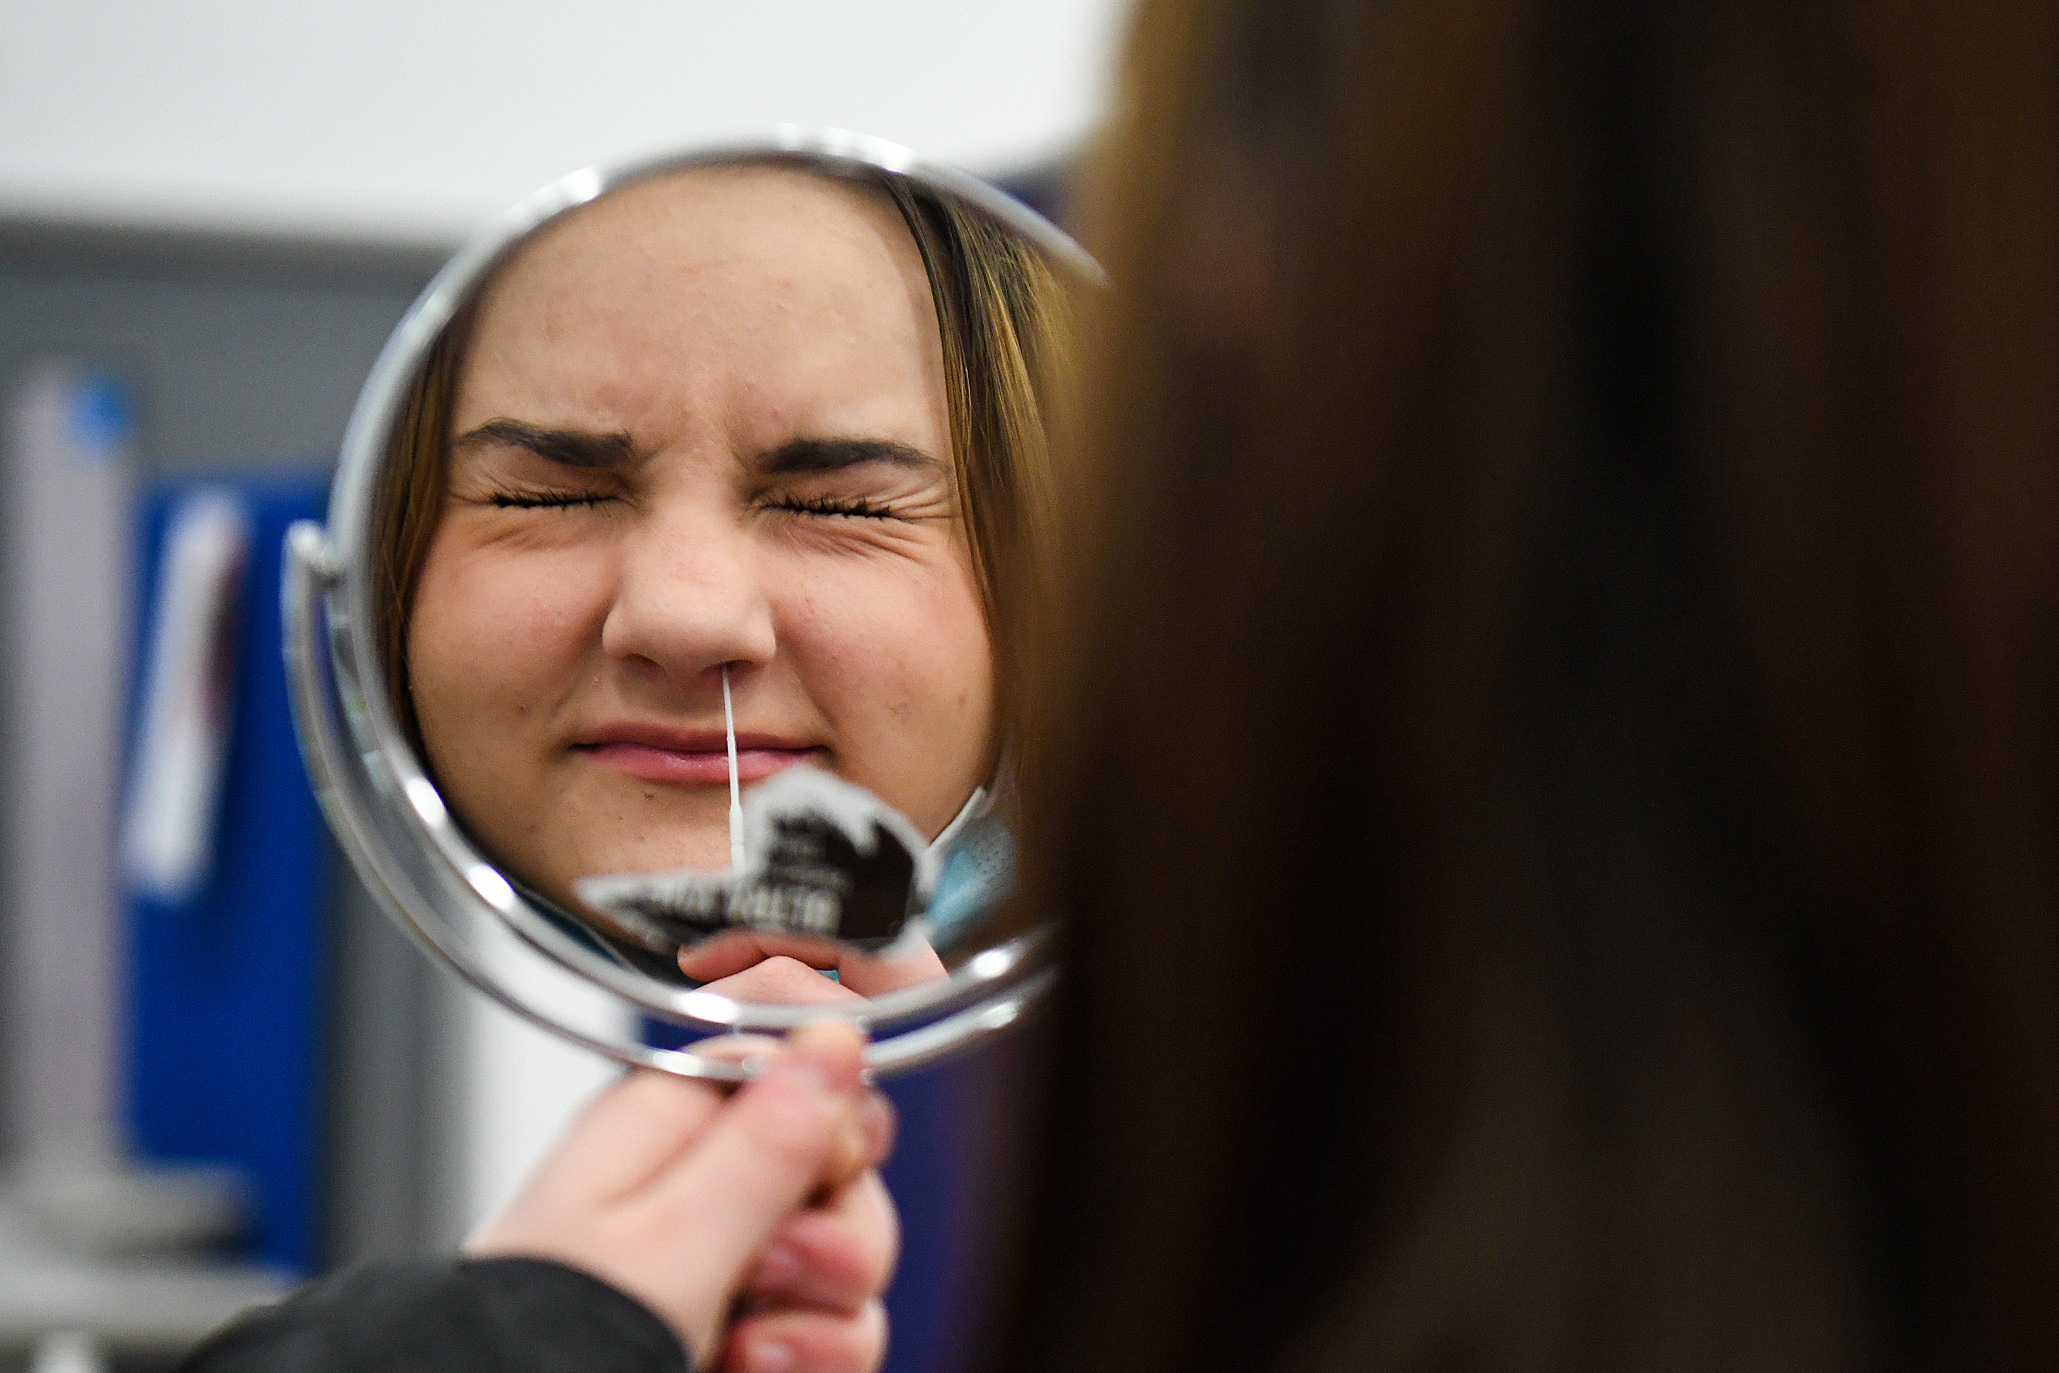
284, 131, 1093, 1080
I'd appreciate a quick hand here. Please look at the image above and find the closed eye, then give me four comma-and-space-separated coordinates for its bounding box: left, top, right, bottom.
487, 489, 614, 510
767, 493, 895, 519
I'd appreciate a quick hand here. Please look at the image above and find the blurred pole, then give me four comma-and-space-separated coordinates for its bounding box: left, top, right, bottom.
2, 360, 136, 1191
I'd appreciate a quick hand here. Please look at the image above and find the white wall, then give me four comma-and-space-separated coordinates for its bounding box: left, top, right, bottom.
449, 961, 641, 1245
0, 0, 1125, 243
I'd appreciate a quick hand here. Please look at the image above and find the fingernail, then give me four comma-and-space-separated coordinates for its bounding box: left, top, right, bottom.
776, 1022, 863, 1094
766, 1047, 839, 1097
744, 1338, 794, 1373
820, 1113, 866, 1184
859, 1090, 897, 1162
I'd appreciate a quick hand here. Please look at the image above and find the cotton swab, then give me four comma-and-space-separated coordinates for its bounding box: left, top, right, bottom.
722, 663, 745, 871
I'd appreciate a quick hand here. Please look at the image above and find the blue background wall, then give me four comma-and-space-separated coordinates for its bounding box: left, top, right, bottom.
123, 471, 334, 1274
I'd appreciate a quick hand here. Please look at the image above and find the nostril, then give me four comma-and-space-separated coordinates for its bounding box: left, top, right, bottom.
615, 653, 670, 681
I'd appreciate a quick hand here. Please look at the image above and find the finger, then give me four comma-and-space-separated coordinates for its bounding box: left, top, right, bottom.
820, 940, 947, 998
678, 1048, 892, 1185
803, 1085, 896, 1195
681, 931, 946, 1001
681, 932, 851, 980
698, 956, 868, 1006
741, 1171, 899, 1313
641, 1023, 873, 1329
719, 1299, 888, 1373
686, 1033, 789, 1065
477, 1068, 725, 1219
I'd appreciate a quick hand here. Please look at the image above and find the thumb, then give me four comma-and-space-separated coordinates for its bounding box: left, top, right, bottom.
639, 1021, 872, 1353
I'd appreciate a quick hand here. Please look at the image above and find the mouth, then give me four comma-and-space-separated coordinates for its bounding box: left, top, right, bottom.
571, 723, 825, 787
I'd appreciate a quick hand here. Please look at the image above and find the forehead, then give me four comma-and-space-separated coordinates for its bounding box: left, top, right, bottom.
452, 163, 947, 452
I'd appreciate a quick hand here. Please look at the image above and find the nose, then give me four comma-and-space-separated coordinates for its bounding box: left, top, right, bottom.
598, 500, 776, 689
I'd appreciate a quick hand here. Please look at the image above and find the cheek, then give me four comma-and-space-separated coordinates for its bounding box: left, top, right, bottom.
408, 537, 612, 734
776, 551, 994, 758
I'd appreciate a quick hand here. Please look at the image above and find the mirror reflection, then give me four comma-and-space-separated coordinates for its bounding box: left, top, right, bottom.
369, 155, 1069, 1007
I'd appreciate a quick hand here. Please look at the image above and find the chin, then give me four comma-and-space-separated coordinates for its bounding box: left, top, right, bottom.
601, 836, 732, 878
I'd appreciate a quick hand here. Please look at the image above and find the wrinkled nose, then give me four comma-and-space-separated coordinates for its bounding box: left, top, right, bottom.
598, 505, 775, 688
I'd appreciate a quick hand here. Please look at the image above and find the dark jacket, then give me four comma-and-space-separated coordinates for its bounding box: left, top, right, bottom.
174, 1257, 689, 1373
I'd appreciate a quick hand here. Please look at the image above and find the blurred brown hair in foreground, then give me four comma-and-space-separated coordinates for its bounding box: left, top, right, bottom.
995, 0, 2059, 1371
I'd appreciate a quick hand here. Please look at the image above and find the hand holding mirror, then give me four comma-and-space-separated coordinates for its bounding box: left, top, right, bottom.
285, 132, 1094, 1079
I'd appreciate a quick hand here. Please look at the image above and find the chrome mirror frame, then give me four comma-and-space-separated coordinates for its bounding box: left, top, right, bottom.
283, 130, 1090, 1081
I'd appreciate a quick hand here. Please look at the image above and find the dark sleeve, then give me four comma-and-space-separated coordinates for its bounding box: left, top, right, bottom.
174, 1256, 692, 1373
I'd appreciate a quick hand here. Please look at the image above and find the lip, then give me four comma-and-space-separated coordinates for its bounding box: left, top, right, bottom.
571, 722, 824, 787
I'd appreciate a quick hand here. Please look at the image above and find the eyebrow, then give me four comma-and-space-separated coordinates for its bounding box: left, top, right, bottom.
452, 423, 940, 475
452, 420, 638, 469
757, 437, 942, 475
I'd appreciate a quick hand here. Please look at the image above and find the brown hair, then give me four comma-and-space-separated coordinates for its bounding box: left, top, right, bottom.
372, 294, 472, 746
372, 161, 1069, 756
998, 1, 2059, 1371
880, 174, 1067, 749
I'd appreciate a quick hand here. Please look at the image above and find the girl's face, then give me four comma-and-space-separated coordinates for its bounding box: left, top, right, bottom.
408, 166, 994, 911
